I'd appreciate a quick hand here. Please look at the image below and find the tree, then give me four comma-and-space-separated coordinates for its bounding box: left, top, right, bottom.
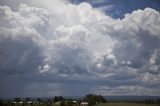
58, 96, 64, 101
26, 97, 30, 102
37, 98, 42, 104
47, 98, 52, 104
54, 96, 64, 103
97, 95, 106, 103
14, 97, 21, 103
60, 101, 65, 106
83, 94, 106, 106
0, 99, 3, 106
54, 96, 58, 103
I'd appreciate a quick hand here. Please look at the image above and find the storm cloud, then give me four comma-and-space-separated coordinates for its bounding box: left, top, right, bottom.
0, 0, 160, 97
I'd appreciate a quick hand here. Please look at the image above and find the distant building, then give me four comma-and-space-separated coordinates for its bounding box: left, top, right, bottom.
80, 102, 88, 106
27, 101, 32, 104
19, 102, 23, 104
72, 101, 77, 103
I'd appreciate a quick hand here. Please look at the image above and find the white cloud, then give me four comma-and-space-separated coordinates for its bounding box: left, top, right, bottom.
97, 5, 114, 13
0, 0, 160, 97
123, 8, 160, 38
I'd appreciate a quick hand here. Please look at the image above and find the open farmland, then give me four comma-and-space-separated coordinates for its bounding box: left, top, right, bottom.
96, 103, 160, 106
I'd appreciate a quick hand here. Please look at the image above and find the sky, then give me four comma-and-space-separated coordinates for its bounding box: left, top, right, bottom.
0, 0, 160, 98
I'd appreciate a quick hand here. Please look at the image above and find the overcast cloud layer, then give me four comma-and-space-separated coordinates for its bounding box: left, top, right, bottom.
0, 0, 160, 97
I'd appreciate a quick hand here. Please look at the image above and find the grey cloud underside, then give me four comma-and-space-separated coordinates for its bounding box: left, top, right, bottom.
0, 0, 160, 97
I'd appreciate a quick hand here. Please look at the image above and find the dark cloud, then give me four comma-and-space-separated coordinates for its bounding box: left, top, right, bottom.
0, 0, 160, 97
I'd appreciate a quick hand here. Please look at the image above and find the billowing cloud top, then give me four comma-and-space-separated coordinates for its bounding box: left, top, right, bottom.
0, 0, 160, 97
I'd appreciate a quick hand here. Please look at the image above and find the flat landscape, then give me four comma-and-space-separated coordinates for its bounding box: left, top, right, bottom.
96, 103, 160, 106
0, 0, 160, 105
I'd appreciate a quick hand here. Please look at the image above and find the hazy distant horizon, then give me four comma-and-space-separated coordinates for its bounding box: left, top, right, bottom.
1, 95, 160, 102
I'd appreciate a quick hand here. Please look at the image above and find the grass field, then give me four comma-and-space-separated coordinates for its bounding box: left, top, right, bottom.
96, 103, 160, 106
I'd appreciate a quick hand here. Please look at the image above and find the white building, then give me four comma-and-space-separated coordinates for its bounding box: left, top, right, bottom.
27, 101, 32, 104
19, 102, 23, 104
72, 101, 77, 103
80, 102, 88, 106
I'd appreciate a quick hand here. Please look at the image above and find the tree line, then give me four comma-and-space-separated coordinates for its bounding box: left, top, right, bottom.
0, 94, 160, 106
0, 94, 106, 106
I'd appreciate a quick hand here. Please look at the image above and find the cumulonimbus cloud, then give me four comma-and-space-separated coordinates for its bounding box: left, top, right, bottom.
0, 0, 160, 97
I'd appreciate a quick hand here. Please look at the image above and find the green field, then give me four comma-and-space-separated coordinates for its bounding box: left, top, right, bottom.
96, 103, 160, 106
